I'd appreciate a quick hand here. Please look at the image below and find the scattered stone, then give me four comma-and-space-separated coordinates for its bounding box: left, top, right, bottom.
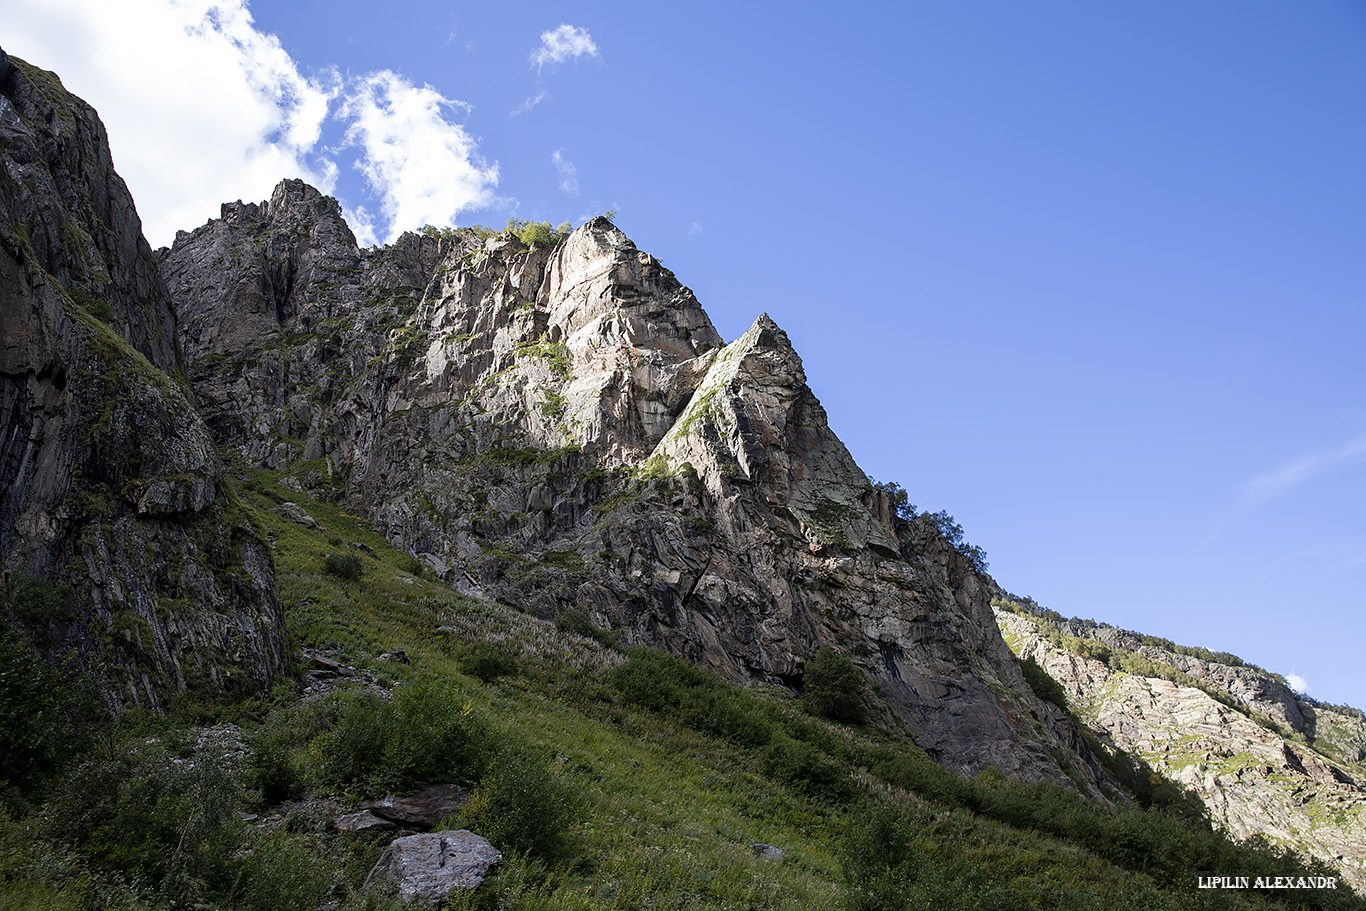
275, 502, 319, 528
302, 650, 356, 678
334, 811, 397, 833
751, 843, 786, 860
362, 784, 468, 829
363, 830, 501, 902
350, 541, 375, 553
378, 650, 410, 664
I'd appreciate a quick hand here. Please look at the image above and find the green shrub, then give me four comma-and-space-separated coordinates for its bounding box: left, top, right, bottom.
322, 551, 363, 581
460, 738, 575, 860
841, 802, 917, 911
613, 648, 713, 714
554, 608, 596, 638
762, 735, 853, 803
460, 644, 519, 683
306, 691, 390, 789
382, 680, 490, 789
684, 688, 774, 748
802, 646, 865, 724
44, 742, 242, 902
303, 682, 490, 794
555, 608, 623, 650
0, 630, 103, 796
228, 830, 330, 911
68, 286, 115, 323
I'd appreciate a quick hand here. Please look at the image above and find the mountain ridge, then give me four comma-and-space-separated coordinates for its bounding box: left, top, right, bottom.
2, 52, 1363, 901
156, 174, 1102, 789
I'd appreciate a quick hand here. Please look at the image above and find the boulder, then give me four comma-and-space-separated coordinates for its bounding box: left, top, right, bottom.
275, 502, 319, 528
361, 783, 468, 829
333, 811, 396, 833
751, 842, 786, 860
363, 830, 501, 902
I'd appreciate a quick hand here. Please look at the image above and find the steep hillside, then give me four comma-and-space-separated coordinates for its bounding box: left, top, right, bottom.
4, 51, 1362, 906
0, 56, 285, 708
996, 601, 1366, 888
159, 181, 1100, 787
6, 472, 1355, 910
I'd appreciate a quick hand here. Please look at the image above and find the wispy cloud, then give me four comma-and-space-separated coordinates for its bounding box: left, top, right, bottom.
552, 150, 580, 196
1244, 434, 1366, 506
688, 221, 704, 239
512, 91, 548, 116
7, 0, 500, 247
530, 24, 599, 71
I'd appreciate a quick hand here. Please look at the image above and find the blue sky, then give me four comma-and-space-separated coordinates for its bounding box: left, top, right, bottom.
8, 1, 1366, 709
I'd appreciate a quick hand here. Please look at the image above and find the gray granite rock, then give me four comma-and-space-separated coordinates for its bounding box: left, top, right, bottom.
156, 191, 1103, 788
363, 830, 501, 902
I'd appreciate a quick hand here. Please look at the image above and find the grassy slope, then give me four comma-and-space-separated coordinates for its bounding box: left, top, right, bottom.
2, 469, 1361, 910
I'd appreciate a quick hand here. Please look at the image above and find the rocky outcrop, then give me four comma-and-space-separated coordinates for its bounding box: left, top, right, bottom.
0, 57, 286, 709
363, 830, 501, 902
998, 608, 1366, 888
160, 186, 1105, 790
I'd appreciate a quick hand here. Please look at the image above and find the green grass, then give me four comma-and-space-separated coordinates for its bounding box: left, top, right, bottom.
2, 470, 1361, 910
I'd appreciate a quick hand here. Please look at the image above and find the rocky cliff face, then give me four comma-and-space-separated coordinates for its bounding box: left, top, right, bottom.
160, 181, 1104, 788
0, 57, 286, 708
997, 606, 1366, 888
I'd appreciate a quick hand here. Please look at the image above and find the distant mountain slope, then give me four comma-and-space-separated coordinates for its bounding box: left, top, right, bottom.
996, 601, 1366, 888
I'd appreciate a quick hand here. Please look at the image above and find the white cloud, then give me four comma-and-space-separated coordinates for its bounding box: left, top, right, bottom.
552, 150, 580, 196
688, 221, 704, 239
341, 71, 499, 245
5, 0, 500, 248
5, 0, 338, 246
530, 24, 599, 71
1286, 672, 1308, 694
1244, 434, 1366, 506
512, 91, 548, 116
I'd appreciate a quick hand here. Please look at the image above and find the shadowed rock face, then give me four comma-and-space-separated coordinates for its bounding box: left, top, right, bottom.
0, 58, 286, 709
161, 190, 1101, 788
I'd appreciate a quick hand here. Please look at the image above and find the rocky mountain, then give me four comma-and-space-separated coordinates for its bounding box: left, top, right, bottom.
5, 50, 1363, 894
157, 177, 1101, 789
996, 601, 1366, 888
0, 56, 286, 708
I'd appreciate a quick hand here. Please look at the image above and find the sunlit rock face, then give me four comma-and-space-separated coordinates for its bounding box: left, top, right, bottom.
0, 57, 286, 709
998, 608, 1366, 888
161, 185, 1101, 790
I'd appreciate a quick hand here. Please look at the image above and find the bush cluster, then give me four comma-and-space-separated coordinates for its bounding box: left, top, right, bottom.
248, 680, 575, 860
460, 643, 520, 682
615, 649, 1352, 910
42, 739, 328, 910
802, 646, 865, 724
613, 648, 856, 803
841, 789, 1351, 911
322, 551, 364, 581
0, 630, 104, 801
